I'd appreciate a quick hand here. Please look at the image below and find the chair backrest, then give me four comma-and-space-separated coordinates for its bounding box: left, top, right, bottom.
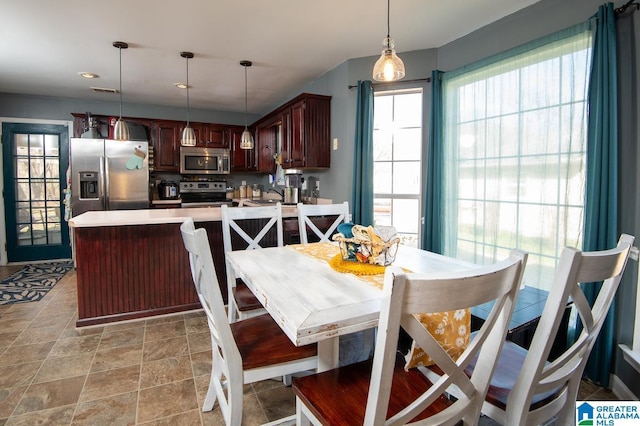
365, 249, 528, 425
504, 234, 634, 426
296, 201, 350, 243
180, 218, 243, 425
220, 203, 284, 252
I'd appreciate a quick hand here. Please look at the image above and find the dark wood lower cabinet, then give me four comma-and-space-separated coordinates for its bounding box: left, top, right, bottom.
75, 222, 225, 327
74, 215, 341, 327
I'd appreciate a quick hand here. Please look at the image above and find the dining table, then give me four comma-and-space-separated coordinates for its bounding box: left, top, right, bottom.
226, 241, 477, 372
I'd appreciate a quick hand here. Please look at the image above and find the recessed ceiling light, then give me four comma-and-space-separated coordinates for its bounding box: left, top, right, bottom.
78, 72, 99, 79
174, 83, 189, 89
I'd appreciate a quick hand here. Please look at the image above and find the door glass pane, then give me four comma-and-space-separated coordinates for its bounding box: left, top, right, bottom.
16, 158, 30, 178
16, 203, 31, 224
11, 132, 63, 248
45, 134, 59, 156
46, 182, 60, 200
14, 134, 28, 154
31, 182, 45, 200
29, 135, 44, 156
17, 225, 31, 246
48, 228, 62, 244
45, 158, 60, 178
16, 181, 30, 201
30, 159, 44, 178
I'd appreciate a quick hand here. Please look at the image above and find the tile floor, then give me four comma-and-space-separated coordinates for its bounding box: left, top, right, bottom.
0, 265, 621, 425
0, 266, 295, 425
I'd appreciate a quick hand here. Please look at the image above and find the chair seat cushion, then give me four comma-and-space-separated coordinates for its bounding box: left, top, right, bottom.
233, 280, 263, 312
292, 355, 451, 425
467, 340, 563, 410
231, 314, 317, 370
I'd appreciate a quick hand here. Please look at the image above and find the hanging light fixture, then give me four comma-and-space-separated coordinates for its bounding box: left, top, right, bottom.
372, 0, 405, 82
240, 60, 254, 150
112, 41, 130, 141
180, 51, 196, 147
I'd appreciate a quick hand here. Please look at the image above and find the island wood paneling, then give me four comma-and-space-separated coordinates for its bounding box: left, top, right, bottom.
75, 223, 201, 327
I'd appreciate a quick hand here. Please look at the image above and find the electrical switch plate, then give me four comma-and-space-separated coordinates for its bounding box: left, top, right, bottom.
333, 138, 338, 150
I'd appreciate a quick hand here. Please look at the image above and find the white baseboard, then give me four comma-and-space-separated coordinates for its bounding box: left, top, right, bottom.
611, 373, 638, 400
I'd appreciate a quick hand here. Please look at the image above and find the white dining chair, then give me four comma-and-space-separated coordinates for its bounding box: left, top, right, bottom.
180, 218, 317, 425
296, 201, 351, 243
293, 249, 527, 425
462, 234, 634, 426
221, 203, 283, 322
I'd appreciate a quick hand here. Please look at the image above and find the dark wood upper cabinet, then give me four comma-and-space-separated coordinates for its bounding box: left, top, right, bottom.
254, 93, 331, 171
72, 93, 330, 174
256, 116, 280, 174
153, 121, 181, 171
201, 124, 230, 148
230, 125, 257, 172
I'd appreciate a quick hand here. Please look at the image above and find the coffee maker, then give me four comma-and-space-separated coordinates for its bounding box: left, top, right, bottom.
284, 169, 303, 204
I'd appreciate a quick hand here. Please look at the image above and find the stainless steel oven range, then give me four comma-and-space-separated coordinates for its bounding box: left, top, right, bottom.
179, 181, 233, 208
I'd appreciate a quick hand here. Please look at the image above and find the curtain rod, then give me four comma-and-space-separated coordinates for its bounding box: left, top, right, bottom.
615, 0, 639, 14
348, 77, 432, 89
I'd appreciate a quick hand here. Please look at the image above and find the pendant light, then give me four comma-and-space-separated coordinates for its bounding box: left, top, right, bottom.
112, 41, 130, 141
180, 51, 196, 147
372, 0, 405, 82
240, 60, 254, 150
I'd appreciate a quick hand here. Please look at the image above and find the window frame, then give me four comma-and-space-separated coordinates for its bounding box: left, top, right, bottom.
372, 89, 424, 247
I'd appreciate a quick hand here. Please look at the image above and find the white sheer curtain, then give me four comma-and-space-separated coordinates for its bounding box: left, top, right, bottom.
441, 25, 592, 290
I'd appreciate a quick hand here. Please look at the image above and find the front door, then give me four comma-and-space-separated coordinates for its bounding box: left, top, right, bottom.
2, 122, 71, 262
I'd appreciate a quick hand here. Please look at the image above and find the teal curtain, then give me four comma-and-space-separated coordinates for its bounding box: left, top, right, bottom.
351, 80, 374, 226
582, 2, 619, 387
421, 70, 444, 253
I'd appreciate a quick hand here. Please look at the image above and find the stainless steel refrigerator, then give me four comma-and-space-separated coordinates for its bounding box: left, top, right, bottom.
70, 138, 149, 217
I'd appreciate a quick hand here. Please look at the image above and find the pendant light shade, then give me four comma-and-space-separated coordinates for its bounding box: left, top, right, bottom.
113, 41, 130, 141
180, 51, 196, 147
372, 0, 405, 82
240, 60, 254, 150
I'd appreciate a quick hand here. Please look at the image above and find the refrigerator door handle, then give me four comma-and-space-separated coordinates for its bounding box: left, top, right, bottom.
100, 156, 108, 210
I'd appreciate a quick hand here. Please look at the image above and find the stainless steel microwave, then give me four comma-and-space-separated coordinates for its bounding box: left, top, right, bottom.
179, 146, 230, 175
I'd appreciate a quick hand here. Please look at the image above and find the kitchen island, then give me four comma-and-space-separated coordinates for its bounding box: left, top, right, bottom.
68, 204, 329, 327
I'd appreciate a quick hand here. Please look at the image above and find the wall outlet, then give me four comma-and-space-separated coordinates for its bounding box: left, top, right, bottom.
333, 138, 339, 150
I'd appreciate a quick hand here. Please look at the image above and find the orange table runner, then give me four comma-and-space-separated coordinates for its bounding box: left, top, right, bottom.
290, 242, 387, 287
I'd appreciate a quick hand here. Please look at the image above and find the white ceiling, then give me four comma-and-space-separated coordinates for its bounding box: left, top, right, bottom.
1, 0, 540, 115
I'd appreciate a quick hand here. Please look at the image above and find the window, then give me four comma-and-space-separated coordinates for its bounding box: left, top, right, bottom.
373, 90, 423, 247
441, 29, 592, 290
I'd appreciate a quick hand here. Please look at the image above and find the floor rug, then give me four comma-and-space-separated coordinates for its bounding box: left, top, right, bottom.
0, 261, 74, 305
